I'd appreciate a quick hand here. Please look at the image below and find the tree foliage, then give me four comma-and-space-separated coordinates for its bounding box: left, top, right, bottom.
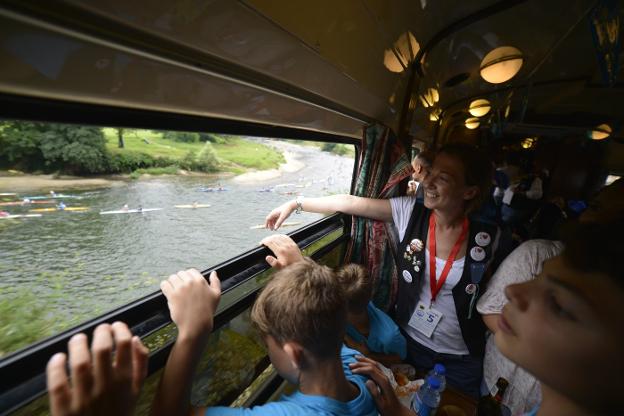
0, 122, 108, 174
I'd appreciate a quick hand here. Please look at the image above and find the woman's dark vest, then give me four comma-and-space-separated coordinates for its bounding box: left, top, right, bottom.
394, 202, 500, 357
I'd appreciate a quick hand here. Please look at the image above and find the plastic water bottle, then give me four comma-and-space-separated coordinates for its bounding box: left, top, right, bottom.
412, 376, 441, 416
425, 363, 446, 393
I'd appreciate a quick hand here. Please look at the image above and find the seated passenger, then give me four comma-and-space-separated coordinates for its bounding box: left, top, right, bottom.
350, 218, 624, 416
153, 262, 376, 415
337, 263, 407, 366
406, 149, 432, 199
478, 178, 624, 414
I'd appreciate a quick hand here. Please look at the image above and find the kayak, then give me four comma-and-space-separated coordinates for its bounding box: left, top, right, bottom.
0, 200, 55, 206
250, 221, 302, 229
0, 214, 43, 219
174, 204, 211, 209
257, 188, 274, 193
198, 187, 228, 192
0, 193, 17, 196
100, 208, 163, 215
30, 207, 90, 212
25, 194, 82, 200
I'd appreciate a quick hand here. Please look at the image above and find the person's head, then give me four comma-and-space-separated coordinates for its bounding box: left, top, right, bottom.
495, 220, 624, 414
412, 149, 433, 183
251, 258, 346, 384
336, 263, 372, 315
579, 178, 624, 224
423, 143, 492, 215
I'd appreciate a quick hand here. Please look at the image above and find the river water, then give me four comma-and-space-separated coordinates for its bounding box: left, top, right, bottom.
0, 140, 354, 354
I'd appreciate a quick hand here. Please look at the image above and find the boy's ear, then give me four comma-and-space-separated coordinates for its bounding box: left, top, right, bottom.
283, 342, 305, 370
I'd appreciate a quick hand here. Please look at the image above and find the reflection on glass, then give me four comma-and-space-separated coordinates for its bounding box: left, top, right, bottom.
0, 121, 355, 357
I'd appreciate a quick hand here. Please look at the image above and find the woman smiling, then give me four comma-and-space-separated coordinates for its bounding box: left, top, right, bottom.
265, 143, 500, 398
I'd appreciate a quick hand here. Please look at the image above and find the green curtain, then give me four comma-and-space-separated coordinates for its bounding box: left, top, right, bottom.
345, 124, 412, 311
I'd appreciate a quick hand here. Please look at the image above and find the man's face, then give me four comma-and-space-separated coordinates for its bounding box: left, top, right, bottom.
495, 256, 624, 413
412, 158, 430, 183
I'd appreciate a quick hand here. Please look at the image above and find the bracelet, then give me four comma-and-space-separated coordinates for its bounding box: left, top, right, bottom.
295, 195, 304, 214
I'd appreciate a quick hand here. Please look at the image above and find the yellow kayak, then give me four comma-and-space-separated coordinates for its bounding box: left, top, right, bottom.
174, 204, 211, 209
29, 207, 90, 212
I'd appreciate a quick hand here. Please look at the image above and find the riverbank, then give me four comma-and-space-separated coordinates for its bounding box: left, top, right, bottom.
232, 141, 305, 183
0, 174, 121, 192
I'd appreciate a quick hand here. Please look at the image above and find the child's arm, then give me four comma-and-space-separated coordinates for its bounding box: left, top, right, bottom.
349, 356, 416, 416
46, 322, 149, 416
345, 335, 403, 367
150, 269, 221, 416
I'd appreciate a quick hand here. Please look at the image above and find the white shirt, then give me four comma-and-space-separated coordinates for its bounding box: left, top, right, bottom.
477, 239, 563, 414
390, 196, 470, 355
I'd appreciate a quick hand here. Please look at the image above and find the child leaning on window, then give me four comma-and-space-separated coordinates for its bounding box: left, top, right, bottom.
337, 263, 407, 367
152, 257, 377, 414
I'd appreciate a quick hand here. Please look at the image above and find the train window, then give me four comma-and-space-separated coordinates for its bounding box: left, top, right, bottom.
0, 120, 355, 358
6, 228, 348, 416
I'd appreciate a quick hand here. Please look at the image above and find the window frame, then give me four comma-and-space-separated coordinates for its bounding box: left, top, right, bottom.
0, 98, 360, 414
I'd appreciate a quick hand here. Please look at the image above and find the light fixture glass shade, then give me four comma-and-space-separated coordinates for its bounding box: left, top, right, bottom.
480, 46, 523, 84
590, 124, 612, 140
420, 88, 439, 108
521, 137, 537, 149
384, 31, 420, 73
430, 108, 441, 121
465, 117, 480, 129
469, 99, 491, 117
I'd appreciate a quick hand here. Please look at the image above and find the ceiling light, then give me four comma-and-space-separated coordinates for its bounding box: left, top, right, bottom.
384, 32, 420, 73
468, 99, 491, 117
465, 117, 480, 129
430, 108, 441, 121
521, 137, 537, 149
420, 88, 439, 108
590, 123, 612, 140
480, 46, 523, 84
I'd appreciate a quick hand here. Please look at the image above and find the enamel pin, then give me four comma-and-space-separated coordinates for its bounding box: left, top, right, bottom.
475, 232, 491, 247
465, 283, 477, 295
403, 269, 413, 283
470, 246, 486, 262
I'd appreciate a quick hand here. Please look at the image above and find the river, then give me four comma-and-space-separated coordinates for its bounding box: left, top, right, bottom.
0, 140, 354, 355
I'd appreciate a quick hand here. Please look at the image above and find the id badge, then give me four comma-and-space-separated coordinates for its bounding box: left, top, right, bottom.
408, 301, 443, 338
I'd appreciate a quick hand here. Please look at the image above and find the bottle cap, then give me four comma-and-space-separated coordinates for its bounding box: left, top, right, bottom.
433, 363, 446, 375
427, 376, 441, 389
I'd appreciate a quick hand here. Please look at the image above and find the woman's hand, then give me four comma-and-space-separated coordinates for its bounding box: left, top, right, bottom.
160, 269, 221, 342
349, 356, 416, 416
46, 322, 149, 416
265, 200, 296, 230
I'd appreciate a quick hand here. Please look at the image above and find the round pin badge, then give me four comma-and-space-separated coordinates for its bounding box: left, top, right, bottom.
465, 283, 477, 295
410, 238, 424, 252
470, 246, 486, 262
402, 269, 413, 283
475, 232, 491, 247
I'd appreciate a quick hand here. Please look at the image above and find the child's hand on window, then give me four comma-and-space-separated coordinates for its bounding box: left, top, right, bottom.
260, 234, 305, 269
46, 322, 149, 416
160, 269, 221, 341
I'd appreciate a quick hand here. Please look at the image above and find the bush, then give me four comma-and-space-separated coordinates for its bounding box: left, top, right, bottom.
321, 142, 350, 156
163, 131, 200, 143
107, 151, 157, 173
179, 145, 219, 172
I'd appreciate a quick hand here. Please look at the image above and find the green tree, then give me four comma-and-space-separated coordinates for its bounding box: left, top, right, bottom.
163, 131, 200, 143
0, 121, 45, 170
117, 128, 125, 148
38, 124, 109, 173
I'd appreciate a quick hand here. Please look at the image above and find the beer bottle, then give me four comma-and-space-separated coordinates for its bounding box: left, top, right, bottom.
477, 377, 511, 416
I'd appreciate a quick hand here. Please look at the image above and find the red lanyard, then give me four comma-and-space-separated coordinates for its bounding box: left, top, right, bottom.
428, 213, 469, 304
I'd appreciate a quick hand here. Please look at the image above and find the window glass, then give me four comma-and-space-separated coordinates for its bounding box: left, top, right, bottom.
0, 121, 355, 357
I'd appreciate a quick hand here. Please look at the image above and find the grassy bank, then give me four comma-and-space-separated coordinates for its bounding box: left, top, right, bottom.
103, 129, 285, 175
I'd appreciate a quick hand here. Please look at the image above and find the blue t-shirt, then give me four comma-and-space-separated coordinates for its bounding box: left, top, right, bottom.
204, 346, 376, 416
346, 301, 407, 360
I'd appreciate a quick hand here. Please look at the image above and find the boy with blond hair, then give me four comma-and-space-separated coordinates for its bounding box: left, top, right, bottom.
337, 263, 406, 367
152, 235, 377, 415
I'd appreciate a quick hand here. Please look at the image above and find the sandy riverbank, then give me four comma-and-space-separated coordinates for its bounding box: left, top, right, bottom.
0, 174, 124, 193
232, 142, 305, 183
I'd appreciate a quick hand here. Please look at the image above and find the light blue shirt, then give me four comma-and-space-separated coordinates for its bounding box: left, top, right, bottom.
205, 347, 376, 416
346, 301, 407, 360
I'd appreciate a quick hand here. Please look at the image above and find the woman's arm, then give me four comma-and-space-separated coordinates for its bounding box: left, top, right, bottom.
265, 194, 393, 230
